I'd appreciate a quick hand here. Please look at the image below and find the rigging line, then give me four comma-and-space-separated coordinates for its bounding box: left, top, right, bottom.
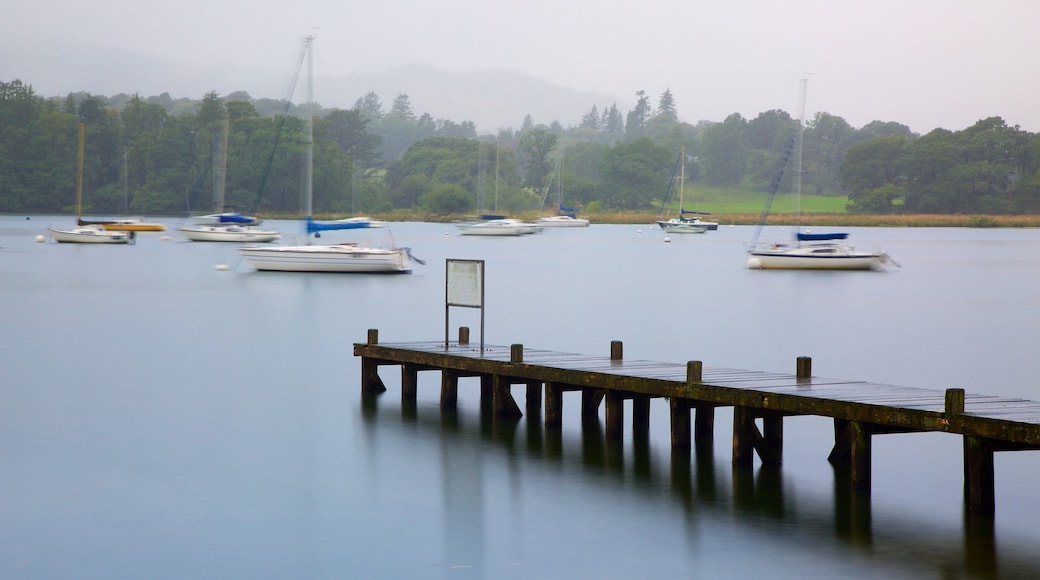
656, 150, 683, 219
748, 130, 797, 248
250, 35, 314, 215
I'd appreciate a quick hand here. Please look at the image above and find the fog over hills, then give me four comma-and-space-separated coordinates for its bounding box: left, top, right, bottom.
1, 39, 625, 133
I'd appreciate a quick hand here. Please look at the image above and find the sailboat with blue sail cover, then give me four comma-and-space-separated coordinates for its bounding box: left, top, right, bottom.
240, 36, 419, 273
747, 78, 895, 270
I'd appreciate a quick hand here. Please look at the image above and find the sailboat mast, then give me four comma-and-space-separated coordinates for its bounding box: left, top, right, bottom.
793, 78, 808, 223
679, 145, 685, 211
304, 35, 314, 222
75, 122, 84, 221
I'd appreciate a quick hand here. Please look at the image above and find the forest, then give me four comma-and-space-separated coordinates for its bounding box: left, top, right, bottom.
2, 78, 1039, 218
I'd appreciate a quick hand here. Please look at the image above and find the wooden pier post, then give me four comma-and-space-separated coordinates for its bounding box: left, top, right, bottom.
458, 326, 470, 345
440, 369, 459, 408
947, 388, 996, 514
849, 421, 872, 493
632, 395, 650, 437
492, 374, 522, 418
545, 381, 563, 429
670, 399, 691, 451
610, 340, 623, 360
796, 356, 812, 379
361, 329, 387, 394
732, 407, 757, 466
694, 403, 715, 458
582, 389, 604, 421
402, 363, 419, 404
605, 391, 625, 440
526, 381, 543, 414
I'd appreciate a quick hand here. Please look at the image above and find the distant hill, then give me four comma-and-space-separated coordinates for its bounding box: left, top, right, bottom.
0, 39, 623, 133
321, 65, 623, 133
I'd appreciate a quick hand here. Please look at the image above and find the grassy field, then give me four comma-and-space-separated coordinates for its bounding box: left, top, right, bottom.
314, 185, 1040, 228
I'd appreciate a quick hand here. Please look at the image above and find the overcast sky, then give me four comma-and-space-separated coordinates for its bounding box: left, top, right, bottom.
4, 0, 1038, 134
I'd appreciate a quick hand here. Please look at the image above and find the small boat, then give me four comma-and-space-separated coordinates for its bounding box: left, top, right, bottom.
50, 224, 134, 244
456, 218, 540, 236
326, 216, 388, 229
188, 212, 263, 226
240, 242, 412, 273
656, 146, 708, 234
747, 232, 891, 270
535, 214, 590, 227
747, 79, 894, 271
76, 148, 167, 231
48, 123, 135, 245
177, 224, 281, 243
181, 116, 279, 242
240, 36, 417, 274
536, 157, 590, 227
82, 217, 167, 232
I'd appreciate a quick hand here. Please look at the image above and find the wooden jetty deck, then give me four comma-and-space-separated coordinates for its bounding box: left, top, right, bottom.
354, 328, 1040, 515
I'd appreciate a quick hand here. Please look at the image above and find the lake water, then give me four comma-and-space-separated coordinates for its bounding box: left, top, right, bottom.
3, 216, 1040, 578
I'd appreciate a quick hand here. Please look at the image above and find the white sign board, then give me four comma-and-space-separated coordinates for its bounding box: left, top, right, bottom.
447, 260, 483, 308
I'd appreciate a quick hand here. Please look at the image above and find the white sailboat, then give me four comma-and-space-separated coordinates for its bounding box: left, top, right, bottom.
747, 79, 894, 271
179, 115, 281, 242
240, 36, 417, 273
456, 142, 540, 235
49, 123, 135, 244
536, 157, 589, 227
656, 146, 707, 234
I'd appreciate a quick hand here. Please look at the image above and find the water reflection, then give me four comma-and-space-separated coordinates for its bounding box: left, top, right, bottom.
359, 386, 1039, 577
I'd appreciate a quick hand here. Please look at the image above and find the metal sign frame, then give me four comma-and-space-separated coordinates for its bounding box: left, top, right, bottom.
445, 259, 485, 351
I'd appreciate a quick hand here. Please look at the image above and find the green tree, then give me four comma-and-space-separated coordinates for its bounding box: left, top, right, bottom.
841, 136, 909, 213
803, 112, 855, 194
597, 137, 672, 209
323, 109, 382, 168
624, 90, 651, 139
420, 183, 474, 214
656, 89, 677, 121
700, 113, 747, 186
517, 127, 558, 188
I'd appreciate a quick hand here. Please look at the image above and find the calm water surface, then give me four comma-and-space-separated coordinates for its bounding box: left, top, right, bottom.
3, 216, 1040, 578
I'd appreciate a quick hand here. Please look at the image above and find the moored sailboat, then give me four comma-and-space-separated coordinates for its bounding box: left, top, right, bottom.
747, 79, 894, 270
179, 115, 280, 242
656, 146, 707, 234
240, 36, 417, 273
536, 157, 589, 227
49, 123, 134, 244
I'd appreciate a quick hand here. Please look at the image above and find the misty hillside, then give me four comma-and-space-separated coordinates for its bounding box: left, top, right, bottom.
0, 39, 623, 133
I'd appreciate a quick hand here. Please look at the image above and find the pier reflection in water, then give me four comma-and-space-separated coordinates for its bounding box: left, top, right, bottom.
362, 377, 1027, 578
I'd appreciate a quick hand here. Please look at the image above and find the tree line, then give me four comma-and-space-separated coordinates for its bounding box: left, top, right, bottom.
2, 78, 1038, 217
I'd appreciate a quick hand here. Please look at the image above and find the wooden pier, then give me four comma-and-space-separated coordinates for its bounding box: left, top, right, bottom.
354, 328, 1040, 515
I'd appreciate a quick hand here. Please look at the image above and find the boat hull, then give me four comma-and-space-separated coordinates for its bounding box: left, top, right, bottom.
536, 216, 590, 227
49, 225, 133, 244
239, 244, 411, 273
657, 220, 707, 234
456, 219, 540, 236
178, 225, 281, 242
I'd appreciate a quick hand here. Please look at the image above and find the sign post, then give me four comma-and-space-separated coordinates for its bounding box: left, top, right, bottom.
445, 259, 485, 351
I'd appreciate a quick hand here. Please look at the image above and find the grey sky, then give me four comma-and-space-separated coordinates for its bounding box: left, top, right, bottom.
3, 0, 1038, 134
